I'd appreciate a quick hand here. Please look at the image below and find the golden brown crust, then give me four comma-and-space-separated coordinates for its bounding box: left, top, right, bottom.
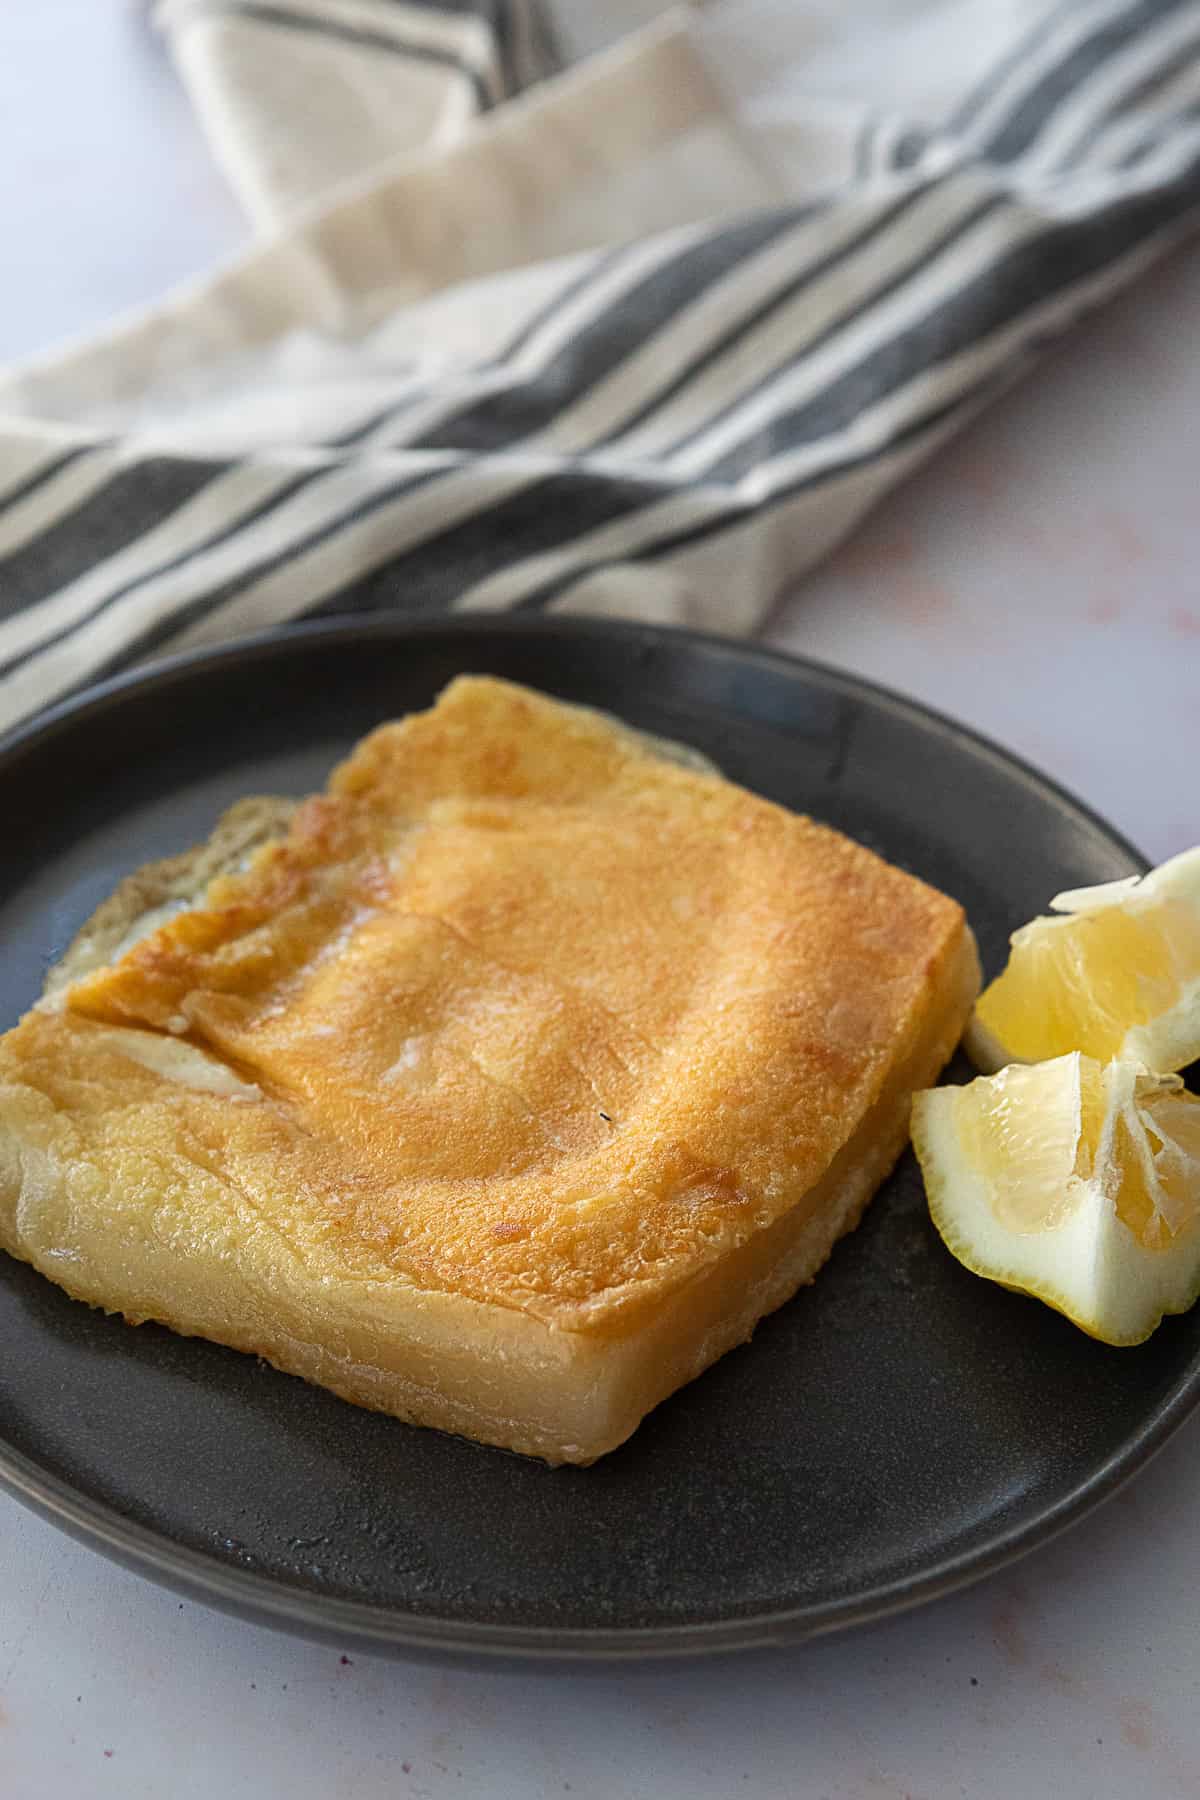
0, 929, 977, 1464
34, 676, 973, 1327
0, 676, 979, 1460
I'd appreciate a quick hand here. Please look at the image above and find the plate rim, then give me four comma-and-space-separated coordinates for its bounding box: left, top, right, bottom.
0, 615, 1152, 877
2, 612, 1189, 1666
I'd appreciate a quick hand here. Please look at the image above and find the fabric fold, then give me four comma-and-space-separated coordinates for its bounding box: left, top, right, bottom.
2, 0, 1199, 735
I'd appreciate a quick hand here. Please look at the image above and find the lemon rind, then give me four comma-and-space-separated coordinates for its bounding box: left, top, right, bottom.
1052, 847, 1200, 915
911, 1066, 1200, 1348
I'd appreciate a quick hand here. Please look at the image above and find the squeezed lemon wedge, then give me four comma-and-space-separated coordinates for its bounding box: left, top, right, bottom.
966, 848, 1200, 1075
912, 1054, 1200, 1344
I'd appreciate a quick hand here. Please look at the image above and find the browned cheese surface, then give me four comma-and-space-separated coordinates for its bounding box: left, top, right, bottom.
5, 678, 967, 1333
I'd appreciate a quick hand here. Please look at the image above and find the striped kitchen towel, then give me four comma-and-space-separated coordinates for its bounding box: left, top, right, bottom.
3, 0, 1200, 735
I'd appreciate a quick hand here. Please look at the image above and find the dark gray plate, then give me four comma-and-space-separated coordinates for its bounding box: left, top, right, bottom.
0, 617, 1195, 1664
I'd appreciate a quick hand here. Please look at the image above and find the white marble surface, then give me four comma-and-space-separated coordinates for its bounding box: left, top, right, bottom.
2, 6, 1200, 1797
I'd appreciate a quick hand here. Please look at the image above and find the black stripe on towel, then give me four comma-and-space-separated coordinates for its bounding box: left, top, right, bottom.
0, 446, 98, 520
0, 455, 229, 626
406, 212, 809, 454
985, 0, 1192, 160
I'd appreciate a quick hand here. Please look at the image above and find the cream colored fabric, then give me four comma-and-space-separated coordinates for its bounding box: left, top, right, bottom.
2, 0, 1199, 736
158, 0, 567, 228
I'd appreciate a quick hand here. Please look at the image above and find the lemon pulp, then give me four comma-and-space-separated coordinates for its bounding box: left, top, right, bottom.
912, 1054, 1200, 1344
968, 849, 1200, 1074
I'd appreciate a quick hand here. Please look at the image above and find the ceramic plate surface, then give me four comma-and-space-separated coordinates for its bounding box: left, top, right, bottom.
1, 617, 1191, 1663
